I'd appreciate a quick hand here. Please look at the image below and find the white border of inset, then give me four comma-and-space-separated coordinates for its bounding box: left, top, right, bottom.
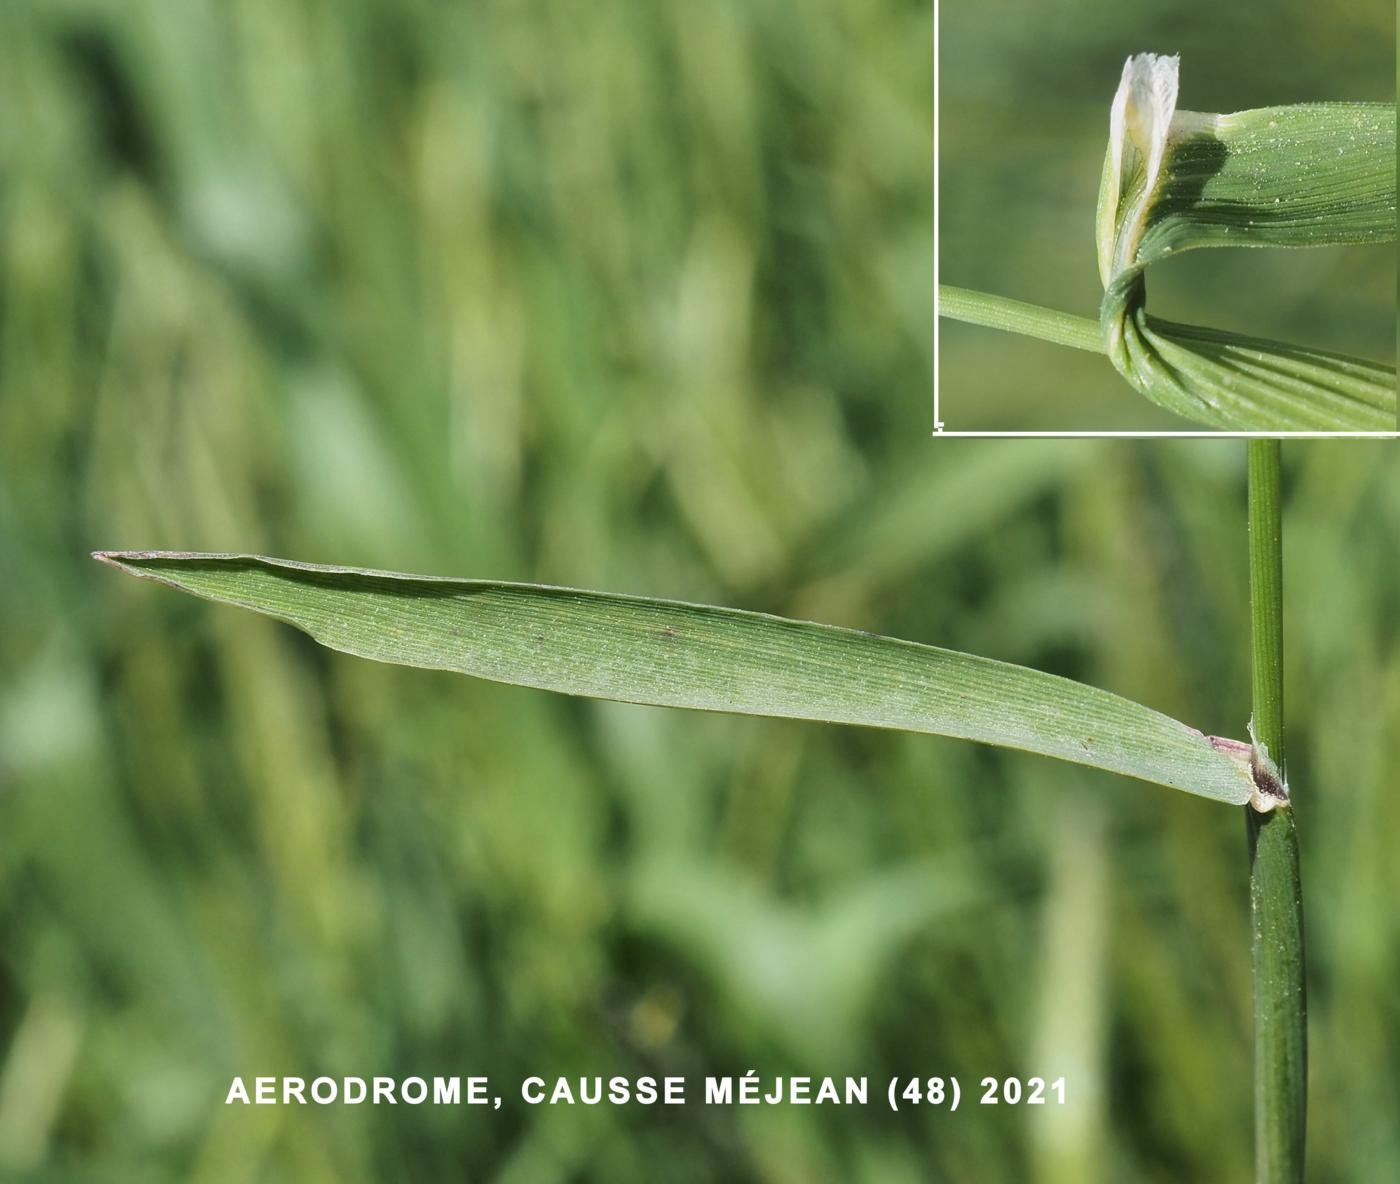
931, 12, 1400, 440
933, 3, 941, 430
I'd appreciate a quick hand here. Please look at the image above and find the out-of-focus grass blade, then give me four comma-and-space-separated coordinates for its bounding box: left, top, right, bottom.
94, 551, 1257, 805
1097, 54, 1397, 431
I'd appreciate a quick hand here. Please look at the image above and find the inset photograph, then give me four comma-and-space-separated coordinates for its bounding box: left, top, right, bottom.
937, 2, 1397, 433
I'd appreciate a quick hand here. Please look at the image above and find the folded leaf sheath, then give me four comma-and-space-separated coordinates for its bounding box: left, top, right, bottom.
1096, 54, 1397, 431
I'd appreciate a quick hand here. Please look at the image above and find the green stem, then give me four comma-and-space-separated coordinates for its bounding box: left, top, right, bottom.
938, 285, 1105, 354
1245, 440, 1306, 1183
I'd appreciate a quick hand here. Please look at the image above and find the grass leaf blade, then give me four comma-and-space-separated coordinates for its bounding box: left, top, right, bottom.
94, 551, 1257, 805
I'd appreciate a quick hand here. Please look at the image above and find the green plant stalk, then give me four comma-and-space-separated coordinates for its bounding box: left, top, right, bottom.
938, 285, 1105, 354
1245, 440, 1306, 1183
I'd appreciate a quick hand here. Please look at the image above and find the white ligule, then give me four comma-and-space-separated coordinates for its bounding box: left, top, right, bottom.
1114, 53, 1180, 201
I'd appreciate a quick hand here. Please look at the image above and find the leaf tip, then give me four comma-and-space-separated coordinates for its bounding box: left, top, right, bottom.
91, 550, 184, 579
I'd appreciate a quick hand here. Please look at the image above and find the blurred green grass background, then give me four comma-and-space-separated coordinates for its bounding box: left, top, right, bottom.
2, 1, 1400, 1181
939, 0, 1396, 430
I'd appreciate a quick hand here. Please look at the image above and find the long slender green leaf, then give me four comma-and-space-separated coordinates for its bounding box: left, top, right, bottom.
94, 551, 1258, 804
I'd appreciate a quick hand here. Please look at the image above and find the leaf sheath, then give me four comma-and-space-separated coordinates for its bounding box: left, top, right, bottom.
1245, 441, 1307, 1182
